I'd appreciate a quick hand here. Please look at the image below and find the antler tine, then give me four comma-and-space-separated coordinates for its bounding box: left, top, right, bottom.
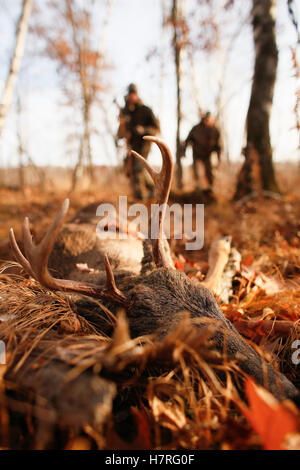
23, 216, 35, 261
21, 199, 70, 286
39, 198, 70, 260
9, 228, 35, 278
9, 200, 128, 307
103, 254, 129, 306
131, 136, 173, 206
131, 149, 158, 183
144, 135, 173, 184
131, 136, 175, 270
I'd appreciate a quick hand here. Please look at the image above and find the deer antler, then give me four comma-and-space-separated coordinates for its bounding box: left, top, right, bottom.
200, 236, 232, 294
131, 136, 175, 269
9, 199, 128, 307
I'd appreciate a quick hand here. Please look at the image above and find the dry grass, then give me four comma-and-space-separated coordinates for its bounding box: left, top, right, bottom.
0, 276, 254, 450
0, 163, 299, 449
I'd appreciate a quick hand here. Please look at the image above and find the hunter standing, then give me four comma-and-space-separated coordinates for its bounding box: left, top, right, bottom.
117, 84, 160, 199
184, 112, 221, 190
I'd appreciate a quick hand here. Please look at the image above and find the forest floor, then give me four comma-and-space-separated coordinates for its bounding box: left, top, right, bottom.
0, 162, 299, 450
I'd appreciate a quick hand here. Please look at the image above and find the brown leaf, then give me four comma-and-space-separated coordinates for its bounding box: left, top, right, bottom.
241, 379, 299, 450
150, 395, 187, 432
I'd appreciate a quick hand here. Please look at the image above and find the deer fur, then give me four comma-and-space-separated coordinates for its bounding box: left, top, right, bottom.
7, 136, 300, 413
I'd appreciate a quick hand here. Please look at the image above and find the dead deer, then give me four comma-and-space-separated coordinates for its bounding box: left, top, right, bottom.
8, 136, 299, 410
46, 210, 145, 282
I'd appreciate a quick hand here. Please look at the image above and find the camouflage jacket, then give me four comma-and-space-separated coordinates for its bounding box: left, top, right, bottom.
186, 122, 221, 160
119, 101, 160, 150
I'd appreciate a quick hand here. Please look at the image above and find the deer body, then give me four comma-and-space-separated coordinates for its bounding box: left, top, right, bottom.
89, 266, 296, 401
48, 223, 144, 281
8, 136, 299, 415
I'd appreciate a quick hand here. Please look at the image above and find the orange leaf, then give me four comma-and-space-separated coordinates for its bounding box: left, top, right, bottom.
174, 260, 185, 271
242, 255, 254, 267
131, 407, 152, 449
65, 437, 91, 450
105, 407, 151, 450
241, 379, 299, 450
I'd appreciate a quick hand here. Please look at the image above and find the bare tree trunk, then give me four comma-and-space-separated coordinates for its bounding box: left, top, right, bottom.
234, 0, 279, 200
16, 92, 46, 191
27, 156, 46, 190
71, 101, 95, 191
94, 0, 115, 74
187, 47, 202, 117
159, 0, 168, 122
71, 136, 84, 191
287, 0, 300, 43
85, 109, 95, 184
172, 0, 183, 190
290, 48, 300, 151
67, 2, 99, 190
93, 0, 117, 163
0, 0, 32, 139
16, 100, 26, 192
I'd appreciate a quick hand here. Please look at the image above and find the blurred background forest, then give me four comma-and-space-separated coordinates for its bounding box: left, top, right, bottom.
0, 0, 299, 193
1, 1, 300, 450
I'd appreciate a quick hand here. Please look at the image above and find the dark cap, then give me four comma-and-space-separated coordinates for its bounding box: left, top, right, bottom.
127, 83, 138, 94
203, 111, 211, 119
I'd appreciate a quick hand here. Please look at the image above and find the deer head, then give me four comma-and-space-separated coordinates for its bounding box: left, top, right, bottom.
9, 136, 300, 404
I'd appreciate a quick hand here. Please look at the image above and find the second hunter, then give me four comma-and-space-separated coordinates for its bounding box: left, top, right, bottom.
117, 83, 160, 199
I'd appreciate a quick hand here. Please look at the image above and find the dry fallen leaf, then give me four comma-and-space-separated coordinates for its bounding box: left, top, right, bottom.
150, 395, 187, 431
105, 407, 152, 450
174, 259, 185, 271
65, 437, 92, 450
240, 378, 299, 450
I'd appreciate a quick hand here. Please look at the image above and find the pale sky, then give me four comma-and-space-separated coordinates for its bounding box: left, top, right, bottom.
0, 0, 299, 168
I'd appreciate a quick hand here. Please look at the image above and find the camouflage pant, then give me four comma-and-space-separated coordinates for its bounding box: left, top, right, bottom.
193, 156, 213, 187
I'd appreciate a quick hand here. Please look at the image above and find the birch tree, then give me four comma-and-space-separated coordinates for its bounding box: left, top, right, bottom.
0, 0, 32, 139
41, 0, 111, 190
171, 0, 187, 190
